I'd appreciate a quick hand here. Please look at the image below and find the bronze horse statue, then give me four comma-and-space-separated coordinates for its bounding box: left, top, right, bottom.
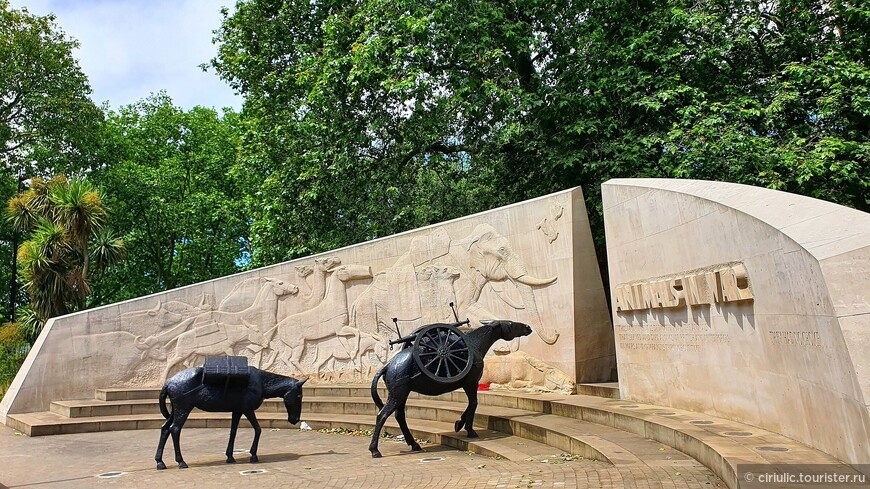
368, 320, 532, 457
155, 365, 306, 469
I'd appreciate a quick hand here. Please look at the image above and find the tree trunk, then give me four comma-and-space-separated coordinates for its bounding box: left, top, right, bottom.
9, 228, 18, 322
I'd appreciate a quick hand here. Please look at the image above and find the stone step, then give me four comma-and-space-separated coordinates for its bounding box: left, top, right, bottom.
10, 397, 708, 474
549, 394, 860, 489
95, 388, 162, 401
94, 384, 393, 401
51, 398, 158, 418
575, 382, 620, 399
17, 385, 864, 489
299, 414, 565, 461
6, 409, 588, 463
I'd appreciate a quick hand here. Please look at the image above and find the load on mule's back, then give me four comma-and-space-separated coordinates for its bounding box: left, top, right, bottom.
368, 317, 533, 458
154, 355, 306, 470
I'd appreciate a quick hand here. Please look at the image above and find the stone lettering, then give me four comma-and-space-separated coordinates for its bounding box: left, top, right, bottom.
768, 330, 823, 348
616, 262, 754, 312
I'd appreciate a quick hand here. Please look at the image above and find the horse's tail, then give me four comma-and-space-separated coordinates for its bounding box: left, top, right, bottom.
370, 365, 387, 410
158, 385, 171, 419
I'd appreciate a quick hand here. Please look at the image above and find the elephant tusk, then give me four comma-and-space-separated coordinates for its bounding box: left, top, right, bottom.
538, 328, 560, 345
514, 274, 558, 287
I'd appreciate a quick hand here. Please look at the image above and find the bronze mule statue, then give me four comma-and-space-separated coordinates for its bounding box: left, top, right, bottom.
368, 320, 533, 457
155, 363, 306, 469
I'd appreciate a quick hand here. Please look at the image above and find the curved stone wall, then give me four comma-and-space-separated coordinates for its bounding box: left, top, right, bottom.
603, 178, 870, 466
1, 187, 614, 421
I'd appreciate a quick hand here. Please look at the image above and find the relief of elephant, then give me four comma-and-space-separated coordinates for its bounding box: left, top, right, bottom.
350, 223, 560, 345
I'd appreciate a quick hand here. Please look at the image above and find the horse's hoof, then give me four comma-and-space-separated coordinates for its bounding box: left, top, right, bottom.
371, 451, 382, 458
467, 430, 479, 439
226, 456, 236, 464
410, 444, 423, 452
178, 462, 188, 469
156, 462, 166, 470
249, 455, 259, 464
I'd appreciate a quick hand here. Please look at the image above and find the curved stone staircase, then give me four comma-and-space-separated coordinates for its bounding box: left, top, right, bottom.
6, 383, 862, 489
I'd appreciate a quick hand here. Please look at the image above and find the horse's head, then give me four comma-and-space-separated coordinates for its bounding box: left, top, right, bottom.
483, 320, 533, 341
283, 377, 307, 425
264, 277, 299, 297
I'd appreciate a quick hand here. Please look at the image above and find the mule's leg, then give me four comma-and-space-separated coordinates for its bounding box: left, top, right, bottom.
395, 400, 422, 452
155, 412, 174, 469
456, 383, 479, 438
245, 411, 262, 463
225, 411, 243, 463
369, 394, 402, 458
169, 408, 192, 468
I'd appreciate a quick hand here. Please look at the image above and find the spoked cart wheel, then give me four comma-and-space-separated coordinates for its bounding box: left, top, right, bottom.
412, 323, 473, 383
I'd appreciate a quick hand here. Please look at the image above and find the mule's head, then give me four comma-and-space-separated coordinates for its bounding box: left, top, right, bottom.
283, 377, 307, 425
483, 320, 533, 341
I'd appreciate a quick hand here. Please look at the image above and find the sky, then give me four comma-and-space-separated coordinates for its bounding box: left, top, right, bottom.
11, 0, 242, 111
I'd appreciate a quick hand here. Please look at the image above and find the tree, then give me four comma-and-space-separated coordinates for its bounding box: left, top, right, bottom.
0, 1, 102, 173
6, 176, 125, 323
1, 0, 104, 322
211, 0, 867, 272
0, 320, 30, 396
92, 93, 249, 300
210, 0, 517, 264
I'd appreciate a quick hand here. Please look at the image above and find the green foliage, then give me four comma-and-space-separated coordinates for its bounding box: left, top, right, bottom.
0, 0, 103, 174
92, 93, 249, 300
6, 176, 124, 322
0, 319, 31, 396
1, 0, 104, 323
212, 0, 868, 269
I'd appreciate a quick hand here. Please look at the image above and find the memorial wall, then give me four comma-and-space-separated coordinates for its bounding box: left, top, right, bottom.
1, 187, 614, 421
603, 178, 870, 466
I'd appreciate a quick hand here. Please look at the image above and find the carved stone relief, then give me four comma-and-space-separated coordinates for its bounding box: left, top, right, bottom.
350, 223, 561, 350
3, 187, 615, 424
536, 202, 565, 243
480, 351, 575, 394
74, 223, 562, 386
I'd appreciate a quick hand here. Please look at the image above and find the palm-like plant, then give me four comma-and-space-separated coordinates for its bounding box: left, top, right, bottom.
6, 176, 125, 324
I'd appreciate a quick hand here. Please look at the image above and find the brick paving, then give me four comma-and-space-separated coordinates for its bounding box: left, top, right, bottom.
0, 424, 723, 488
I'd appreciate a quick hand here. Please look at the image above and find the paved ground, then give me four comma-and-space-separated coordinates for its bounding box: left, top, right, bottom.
0, 424, 723, 488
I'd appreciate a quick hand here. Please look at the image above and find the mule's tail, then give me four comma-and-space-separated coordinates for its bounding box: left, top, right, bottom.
370, 365, 387, 410
158, 385, 171, 419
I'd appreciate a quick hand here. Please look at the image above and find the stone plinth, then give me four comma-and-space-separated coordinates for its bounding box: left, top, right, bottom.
603, 178, 870, 466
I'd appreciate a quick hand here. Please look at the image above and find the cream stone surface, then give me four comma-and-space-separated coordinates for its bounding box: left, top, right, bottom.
603, 178, 870, 467
480, 351, 575, 394
1, 187, 613, 423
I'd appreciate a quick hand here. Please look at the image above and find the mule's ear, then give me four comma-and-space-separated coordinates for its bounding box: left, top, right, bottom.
479, 319, 493, 326
298, 377, 309, 386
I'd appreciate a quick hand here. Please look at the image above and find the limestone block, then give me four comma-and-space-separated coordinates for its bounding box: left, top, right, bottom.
480, 351, 576, 394
604, 178, 870, 467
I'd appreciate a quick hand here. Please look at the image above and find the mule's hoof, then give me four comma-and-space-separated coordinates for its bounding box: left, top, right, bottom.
454, 420, 463, 432
178, 461, 188, 469
410, 444, 423, 452
226, 456, 236, 464
249, 455, 259, 464
371, 451, 382, 458
467, 430, 479, 439
156, 462, 167, 470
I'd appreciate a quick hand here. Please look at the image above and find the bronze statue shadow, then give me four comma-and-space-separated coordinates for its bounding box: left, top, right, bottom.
186, 449, 343, 468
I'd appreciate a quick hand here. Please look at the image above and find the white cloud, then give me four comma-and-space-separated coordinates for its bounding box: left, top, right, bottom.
11, 0, 242, 111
